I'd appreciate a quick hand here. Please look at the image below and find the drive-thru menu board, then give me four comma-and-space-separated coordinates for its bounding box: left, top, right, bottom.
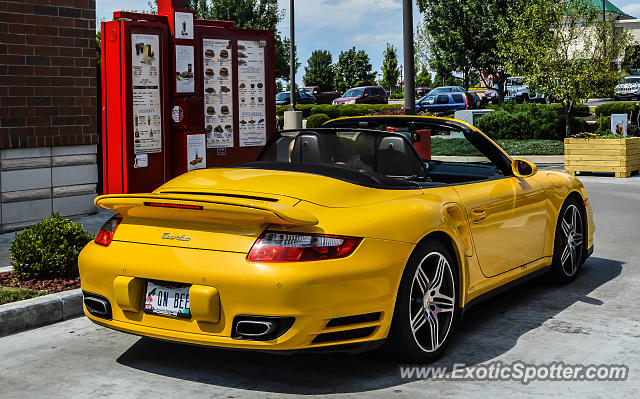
202, 39, 234, 148
237, 40, 267, 147
131, 33, 163, 154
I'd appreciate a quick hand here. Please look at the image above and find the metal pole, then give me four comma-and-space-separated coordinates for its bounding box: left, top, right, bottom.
402, 0, 415, 115
602, 0, 606, 22
289, 0, 296, 111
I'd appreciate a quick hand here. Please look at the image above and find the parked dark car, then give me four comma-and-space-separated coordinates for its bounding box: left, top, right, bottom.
275, 91, 316, 106
426, 86, 465, 96
333, 86, 388, 104
464, 91, 483, 109
300, 86, 341, 104
416, 87, 432, 97
415, 92, 468, 114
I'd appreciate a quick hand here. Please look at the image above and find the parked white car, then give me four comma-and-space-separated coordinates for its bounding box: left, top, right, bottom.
504, 77, 548, 103
614, 76, 640, 100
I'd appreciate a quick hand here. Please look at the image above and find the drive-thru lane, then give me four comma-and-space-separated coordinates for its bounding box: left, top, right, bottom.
1, 176, 638, 398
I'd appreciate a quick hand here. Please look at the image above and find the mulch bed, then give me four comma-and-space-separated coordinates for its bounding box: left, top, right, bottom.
0, 272, 80, 294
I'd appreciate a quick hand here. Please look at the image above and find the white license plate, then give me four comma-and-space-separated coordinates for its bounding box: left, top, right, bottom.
143, 282, 191, 318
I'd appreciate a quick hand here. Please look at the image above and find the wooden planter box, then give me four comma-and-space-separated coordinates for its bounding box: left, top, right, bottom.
564, 137, 640, 178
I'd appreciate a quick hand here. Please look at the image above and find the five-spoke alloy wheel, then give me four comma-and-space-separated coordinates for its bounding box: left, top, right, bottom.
385, 241, 459, 362
551, 198, 585, 282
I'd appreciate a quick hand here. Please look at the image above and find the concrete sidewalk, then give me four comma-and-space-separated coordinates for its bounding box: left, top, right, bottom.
0, 210, 113, 270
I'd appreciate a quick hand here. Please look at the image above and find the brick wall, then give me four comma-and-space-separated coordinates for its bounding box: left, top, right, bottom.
0, 0, 98, 149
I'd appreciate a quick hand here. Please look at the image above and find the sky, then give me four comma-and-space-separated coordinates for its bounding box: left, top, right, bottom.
97, 0, 640, 83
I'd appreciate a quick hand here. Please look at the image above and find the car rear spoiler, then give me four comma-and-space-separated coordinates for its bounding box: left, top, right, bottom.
94, 193, 318, 226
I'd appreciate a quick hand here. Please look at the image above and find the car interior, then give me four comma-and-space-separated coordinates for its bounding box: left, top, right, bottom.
255, 120, 514, 188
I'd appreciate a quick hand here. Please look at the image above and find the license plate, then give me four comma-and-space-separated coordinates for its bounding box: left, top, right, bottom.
143, 282, 191, 318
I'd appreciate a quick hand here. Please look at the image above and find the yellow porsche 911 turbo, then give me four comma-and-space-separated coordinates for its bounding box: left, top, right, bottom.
79, 116, 594, 362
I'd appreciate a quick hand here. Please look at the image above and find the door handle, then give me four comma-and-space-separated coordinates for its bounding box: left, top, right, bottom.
470, 208, 487, 223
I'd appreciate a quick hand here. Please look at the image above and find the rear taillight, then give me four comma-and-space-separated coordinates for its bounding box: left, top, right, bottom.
247, 231, 362, 262
464, 93, 469, 108
94, 215, 122, 247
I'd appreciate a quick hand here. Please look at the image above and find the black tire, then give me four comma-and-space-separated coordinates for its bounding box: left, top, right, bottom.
550, 197, 585, 283
383, 241, 460, 363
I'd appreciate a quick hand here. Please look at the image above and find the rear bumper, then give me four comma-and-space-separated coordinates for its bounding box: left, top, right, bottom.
79, 238, 413, 351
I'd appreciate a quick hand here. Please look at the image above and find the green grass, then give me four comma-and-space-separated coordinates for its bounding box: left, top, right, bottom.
0, 287, 46, 305
431, 138, 564, 156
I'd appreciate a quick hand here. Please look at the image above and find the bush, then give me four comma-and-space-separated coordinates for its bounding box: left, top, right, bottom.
306, 113, 331, 128
594, 102, 638, 117
389, 93, 404, 99
545, 103, 590, 117
596, 115, 612, 134
10, 213, 94, 281
476, 103, 563, 140
338, 104, 376, 117
311, 104, 341, 119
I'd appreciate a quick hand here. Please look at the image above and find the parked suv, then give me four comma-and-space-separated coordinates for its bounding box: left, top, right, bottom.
415, 92, 468, 114
332, 86, 388, 104
503, 76, 549, 103
614, 76, 640, 100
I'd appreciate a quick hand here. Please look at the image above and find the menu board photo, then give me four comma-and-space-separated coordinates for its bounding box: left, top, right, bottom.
131, 33, 162, 155
175, 45, 195, 93
202, 38, 234, 148
237, 40, 267, 147
174, 11, 194, 40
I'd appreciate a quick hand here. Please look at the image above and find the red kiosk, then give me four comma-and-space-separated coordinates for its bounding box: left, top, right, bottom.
101, 0, 276, 194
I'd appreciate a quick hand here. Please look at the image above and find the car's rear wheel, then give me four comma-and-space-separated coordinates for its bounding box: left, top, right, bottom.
550, 198, 585, 283
384, 241, 459, 362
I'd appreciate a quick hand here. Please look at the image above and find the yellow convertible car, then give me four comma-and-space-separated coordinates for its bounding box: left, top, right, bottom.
79, 116, 594, 362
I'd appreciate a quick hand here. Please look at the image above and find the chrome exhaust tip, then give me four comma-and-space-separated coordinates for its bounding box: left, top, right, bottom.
82, 292, 112, 320
235, 320, 276, 337
231, 316, 295, 341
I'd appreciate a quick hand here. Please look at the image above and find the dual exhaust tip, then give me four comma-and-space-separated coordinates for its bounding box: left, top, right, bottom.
83, 292, 112, 320
232, 316, 295, 341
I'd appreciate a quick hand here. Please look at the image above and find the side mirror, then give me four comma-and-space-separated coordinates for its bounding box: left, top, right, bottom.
512, 159, 537, 178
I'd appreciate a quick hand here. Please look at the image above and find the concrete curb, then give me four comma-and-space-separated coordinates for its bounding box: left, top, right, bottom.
0, 288, 83, 337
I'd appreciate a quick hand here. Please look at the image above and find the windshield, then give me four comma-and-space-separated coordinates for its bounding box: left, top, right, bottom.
252, 129, 427, 188
507, 78, 524, 86
420, 95, 437, 104
275, 92, 290, 100
621, 77, 640, 84
343, 89, 364, 98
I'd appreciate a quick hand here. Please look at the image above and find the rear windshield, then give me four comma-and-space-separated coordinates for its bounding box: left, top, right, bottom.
249, 129, 428, 188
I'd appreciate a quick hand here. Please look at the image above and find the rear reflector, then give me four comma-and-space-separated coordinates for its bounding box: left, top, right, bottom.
144, 202, 203, 210
247, 231, 362, 262
94, 214, 122, 247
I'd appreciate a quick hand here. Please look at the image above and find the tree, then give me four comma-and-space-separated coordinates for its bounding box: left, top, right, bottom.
416, 67, 433, 88
381, 43, 400, 92
499, 0, 632, 136
334, 47, 377, 92
416, 0, 520, 99
152, 0, 296, 80
303, 50, 334, 91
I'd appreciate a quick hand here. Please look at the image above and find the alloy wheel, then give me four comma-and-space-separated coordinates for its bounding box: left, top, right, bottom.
408, 252, 456, 353
560, 204, 584, 276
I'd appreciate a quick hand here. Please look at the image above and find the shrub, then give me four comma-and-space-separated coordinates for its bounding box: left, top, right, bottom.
476, 103, 562, 140
311, 104, 341, 119
596, 115, 612, 134
594, 102, 638, 117
306, 113, 331, 128
276, 105, 288, 117
10, 213, 94, 281
389, 93, 404, 99
338, 104, 375, 117
545, 103, 590, 117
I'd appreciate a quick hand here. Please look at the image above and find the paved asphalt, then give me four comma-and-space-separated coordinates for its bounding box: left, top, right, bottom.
1, 175, 639, 398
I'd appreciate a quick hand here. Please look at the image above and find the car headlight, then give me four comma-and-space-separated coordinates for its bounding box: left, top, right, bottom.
347, 99, 356, 104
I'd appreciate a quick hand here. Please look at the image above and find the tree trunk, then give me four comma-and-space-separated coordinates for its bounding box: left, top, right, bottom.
565, 101, 574, 138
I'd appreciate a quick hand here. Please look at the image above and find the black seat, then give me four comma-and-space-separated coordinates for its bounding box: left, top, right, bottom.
290, 133, 332, 164
376, 136, 419, 176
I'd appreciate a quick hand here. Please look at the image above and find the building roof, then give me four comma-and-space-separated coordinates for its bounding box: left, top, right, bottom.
591, 0, 634, 19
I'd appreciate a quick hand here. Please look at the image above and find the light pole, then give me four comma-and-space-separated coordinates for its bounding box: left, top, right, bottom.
289, 0, 296, 111
602, 0, 606, 22
402, 0, 415, 115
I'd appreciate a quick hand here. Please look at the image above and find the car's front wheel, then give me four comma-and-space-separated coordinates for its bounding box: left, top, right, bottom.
384, 241, 459, 362
550, 198, 585, 283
